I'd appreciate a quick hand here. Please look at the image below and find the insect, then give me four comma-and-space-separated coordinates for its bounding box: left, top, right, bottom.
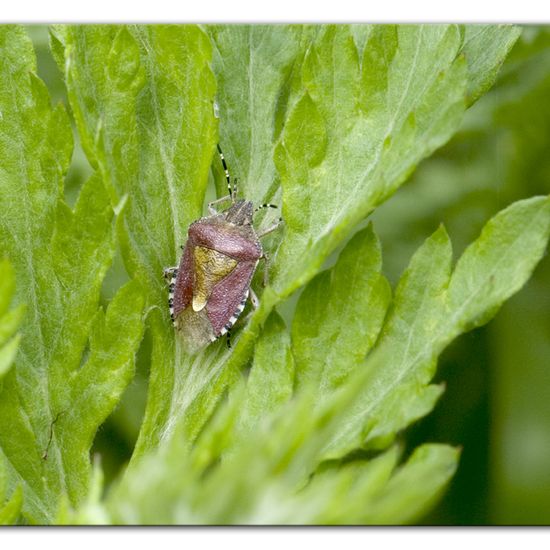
164, 145, 282, 353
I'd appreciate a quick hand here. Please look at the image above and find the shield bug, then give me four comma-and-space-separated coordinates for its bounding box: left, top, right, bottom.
164, 145, 282, 353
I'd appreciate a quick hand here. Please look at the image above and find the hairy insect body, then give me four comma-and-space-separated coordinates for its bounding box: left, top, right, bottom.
171, 200, 263, 352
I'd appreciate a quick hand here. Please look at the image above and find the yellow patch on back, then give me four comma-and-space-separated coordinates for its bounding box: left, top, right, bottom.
193, 246, 237, 311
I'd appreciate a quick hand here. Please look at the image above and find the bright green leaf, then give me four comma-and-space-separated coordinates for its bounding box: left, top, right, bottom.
234, 312, 294, 439
208, 25, 315, 205
0, 452, 23, 525
0, 260, 24, 380
460, 25, 521, 105
322, 196, 550, 458
0, 25, 144, 524
292, 224, 390, 394
0, 485, 23, 525
271, 25, 467, 307
447, 196, 550, 332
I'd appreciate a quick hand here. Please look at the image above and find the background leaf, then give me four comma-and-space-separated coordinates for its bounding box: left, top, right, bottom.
320, 197, 550, 459
371, 27, 550, 523
0, 25, 144, 523
460, 25, 521, 105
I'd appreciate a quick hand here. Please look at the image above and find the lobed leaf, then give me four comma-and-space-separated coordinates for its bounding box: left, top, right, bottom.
233, 312, 294, 440
358, 444, 459, 524
321, 196, 550, 458
271, 25, 468, 304
0, 26, 144, 523
208, 25, 315, 206
292, 224, 390, 395
49, 23, 526, 525
53, 24, 229, 460
106, 337, 457, 525
460, 25, 522, 105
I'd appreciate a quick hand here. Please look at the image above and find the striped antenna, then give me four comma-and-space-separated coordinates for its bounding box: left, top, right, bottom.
255, 203, 278, 213
216, 144, 234, 203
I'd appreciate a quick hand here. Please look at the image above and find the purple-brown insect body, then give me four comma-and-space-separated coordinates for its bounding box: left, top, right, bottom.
171, 199, 262, 352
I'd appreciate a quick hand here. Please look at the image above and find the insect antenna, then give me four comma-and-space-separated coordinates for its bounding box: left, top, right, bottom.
216, 144, 235, 203
255, 203, 278, 212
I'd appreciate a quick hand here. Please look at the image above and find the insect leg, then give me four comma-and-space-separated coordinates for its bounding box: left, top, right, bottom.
257, 218, 284, 238
208, 194, 232, 215
163, 266, 178, 282
226, 330, 232, 349
164, 268, 178, 326
254, 203, 278, 213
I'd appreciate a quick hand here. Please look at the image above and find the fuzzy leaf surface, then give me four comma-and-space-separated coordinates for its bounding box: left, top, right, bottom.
0, 260, 24, 381
292, 224, 390, 395
0, 26, 144, 523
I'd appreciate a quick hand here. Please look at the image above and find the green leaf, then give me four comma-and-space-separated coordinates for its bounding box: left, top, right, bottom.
289, 446, 401, 524
55, 457, 111, 525
48, 23, 527, 525
233, 312, 294, 440
54, 280, 144, 500
460, 25, 521, 105
0, 259, 24, 523
54, 24, 227, 460
292, 224, 390, 394
447, 196, 550, 331
322, 196, 550, 458
0, 474, 23, 526
358, 444, 460, 524
104, 364, 361, 523
250, 24, 520, 343
276, 444, 457, 525
0, 452, 23, 525
0, 486, 23, 525
271, 25, 467, 306
0, 26, 144, 523
208, 25, 315, 205
105, 344, 457, 525
0, 260, 24, 380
